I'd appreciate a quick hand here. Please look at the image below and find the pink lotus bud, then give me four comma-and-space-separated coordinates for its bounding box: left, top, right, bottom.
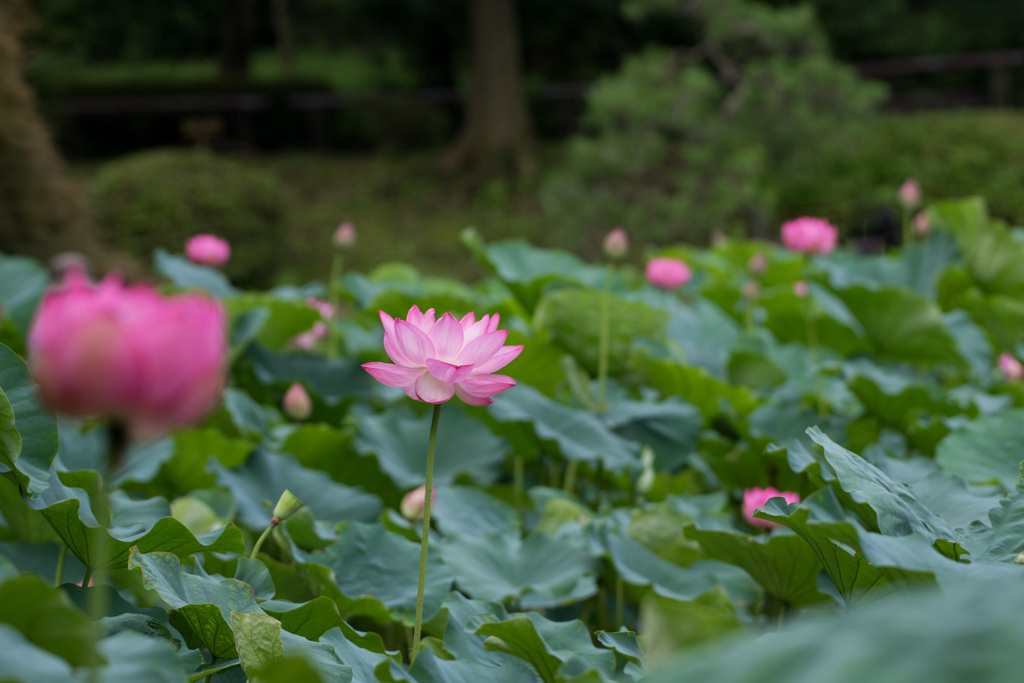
913, 211, 931, 236
780, 217, 839, 255
28, 270, 227, 437
282, 383, 312, 420
998, 352, 1024, 381
747, 252, 767, 276
741, 280, 761, 301
305, 297, 335, 321
645, 257, 692, 290
793, 280, 809, 298
333, 222, 356, 249
400, 485, 437, 521
898, 178, 921, 211
185, 234, 231, 267
289, 321, 328, 350
742, 487, 801, 528
362, 306, 522, 405
603, 228, 628, 259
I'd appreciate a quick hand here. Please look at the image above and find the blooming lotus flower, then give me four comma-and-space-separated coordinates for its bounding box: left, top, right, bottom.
185, 234, 231, 267
282, 383, 312, 420
780, 217, 839, 255
362, 306, 522, 405
28, 270, 226, 437
793, 280, 809, 298
645, 257, 692, 290
743, 487, 801, 528
998, 352, 1024, 381
898, 178, 921, 210
400, 485, 437, 521
603, 228, 628, 259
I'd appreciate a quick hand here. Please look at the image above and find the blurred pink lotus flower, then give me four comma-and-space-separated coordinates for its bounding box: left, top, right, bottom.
998, 352, 1024, 381
185, 234, 231, 267
400, 485, 437, 521
603, 228, 628, 259
743, 487, 801, 528
306, 297, 335, 320
28, 270, 226, 437
741, 280, 761, 301
913, 211, 931, 236
290, 321, 328, 350
645, 257, 692, 290
362, 305, 522, 405
282, 383, 312, 420
333, 222, 356, 249
780, 217, 839, 254
898, 178, 921, 210
793, 280, 810, 298
747, 252, 768, 276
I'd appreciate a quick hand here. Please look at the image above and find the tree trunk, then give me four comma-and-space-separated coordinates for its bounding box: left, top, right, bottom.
0, 1, 92, 261
444, 0, 536, 175
220, 0, 257, 78
270, 0, 294, 73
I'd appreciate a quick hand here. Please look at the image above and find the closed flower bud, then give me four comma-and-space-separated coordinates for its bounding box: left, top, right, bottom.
645, 257, 692, 290
272, 489, 303, 524
747, 252, 767, 276
282, 383, 312, 420
741, 280, 761, 301
998, 352, 1024, 381
793, 280, 810, 298
185, 234, 231, 267
913, 211, 931, 236
898, 178, 921, 211
603, 228, 628, 259
400, 485, 437, 521
333, 222, 356, 249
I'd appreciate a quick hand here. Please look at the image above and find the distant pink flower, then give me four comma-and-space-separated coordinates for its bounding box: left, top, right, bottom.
898, 178, 921, 210
603, 228, 628, 259
913, 211, 931, 236
185, 234, 231, 267
362, 306, 522, 405
741, 280, 761, 301
645, 257, 692, 290
306, 297, 335, 321
28, 270, 226, 437
998, 352, 1024, 381
290, 322, 328, 350
793, 280, 809, 298
780, 217, 839, 255
282, 383, 312, 420
747, 252, 767, 276
333, 222, 356, 249
400, 485, 437, 521
743, 487, 801, 528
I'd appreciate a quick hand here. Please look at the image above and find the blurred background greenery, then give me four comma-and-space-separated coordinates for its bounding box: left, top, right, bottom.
2, 0, 1023, 284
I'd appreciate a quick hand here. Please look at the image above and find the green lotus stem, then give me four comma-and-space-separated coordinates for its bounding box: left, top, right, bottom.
513, 455, 524, 510
801, 266, 827, 416
563, 460, 578, 494
597, 263, 613, 412
411, 403, 442, 660
615, 576, 625, 629
54, 543, 67, 586
250, 523, 275, 560
326, 252, 343, 359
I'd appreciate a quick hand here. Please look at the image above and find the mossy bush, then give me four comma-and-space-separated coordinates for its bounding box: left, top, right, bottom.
90, 148, 287, 286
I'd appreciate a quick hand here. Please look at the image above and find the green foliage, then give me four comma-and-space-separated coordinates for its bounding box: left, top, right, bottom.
90, 149, 287, 286
543, 0, 885, 243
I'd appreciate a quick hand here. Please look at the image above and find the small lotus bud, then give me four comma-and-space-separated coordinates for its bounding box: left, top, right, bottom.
282, 383, 312, 420
333, 222, 356, 249
741, 280, 761, 301
998, 352, 1024, 381
603, 228, 628, 259
747, 252, 767, 276
400, 485, 436, 521
913, 211, 931, 236
272, 489, 303, 524
793, 280, 809, 298
898, 178, 921, 211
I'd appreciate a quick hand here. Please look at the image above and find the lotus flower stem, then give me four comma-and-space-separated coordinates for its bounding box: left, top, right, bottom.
250, 523, 275, 559
412, 403, 442, 660
597, 263, 613, 412
563, 460, 578, 494
615, 576, 625, 629
54, 543, 66, 586
513, 455, 524, 509
326, 252, 343, 359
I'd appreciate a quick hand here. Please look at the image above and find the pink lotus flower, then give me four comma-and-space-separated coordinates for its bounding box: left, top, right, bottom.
306, 297, 335, 321
780, 217, 839, 255
603, 228, 628, 259
28, 270, 227, 437
362, 306, 522, 405
282, 383, 312, 420
289, 321, 328, 350
998, 352, 1024, 381
913, 211, 931, 236
747, 252, 767, 276
743, 487, 801, 528
333, 222, 356, 249
185, 234, 231, 267
645, 257, 692, 290
898, 178, 921, 210
793, 280, 809, 298
400, 485, 437, 521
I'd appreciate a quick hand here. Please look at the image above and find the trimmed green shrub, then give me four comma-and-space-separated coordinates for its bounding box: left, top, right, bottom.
90, 148, 288, 286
